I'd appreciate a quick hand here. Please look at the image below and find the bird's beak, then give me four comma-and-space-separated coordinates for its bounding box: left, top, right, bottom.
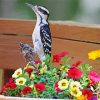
26, 3, 38, 12
26, 3, 34, 8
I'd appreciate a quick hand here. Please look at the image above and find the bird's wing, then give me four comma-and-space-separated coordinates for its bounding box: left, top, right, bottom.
40, 24, 52, 55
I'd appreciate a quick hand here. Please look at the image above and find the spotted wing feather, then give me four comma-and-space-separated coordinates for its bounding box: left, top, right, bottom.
40, 24, 52, 55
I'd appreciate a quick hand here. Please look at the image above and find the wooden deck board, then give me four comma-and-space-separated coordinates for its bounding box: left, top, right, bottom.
0, 35, 100, 74
0, 19, 100, 43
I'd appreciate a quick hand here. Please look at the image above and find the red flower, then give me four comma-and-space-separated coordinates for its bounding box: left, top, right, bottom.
0, 91, 3, 95
21, 86, 32, 95
25, 68, 33, 74
54, 82, 62, 93
88, 79, 95, 86
53, 51, 69, 63
9, 77, 14, 83
68, 68, 82, 79
4, 83, 17, 89
82, 89, 93, 99
59, 51, 69, 57
4, 83, 11, 89
34, 83, 46, 92
71, 61, 82, 68
10, 83, 17, 89
53, 54, 61, 63
35, 60, 41, 64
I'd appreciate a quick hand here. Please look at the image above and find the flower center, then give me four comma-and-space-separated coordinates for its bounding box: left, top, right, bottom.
62, 82, 66, 86
17, 72, 20, 75
73, 85, 77, 88
73, 89, 78, 95
19, 80, 23, 84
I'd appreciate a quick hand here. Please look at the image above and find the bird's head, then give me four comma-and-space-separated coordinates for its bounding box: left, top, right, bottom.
26, 3, 49, 20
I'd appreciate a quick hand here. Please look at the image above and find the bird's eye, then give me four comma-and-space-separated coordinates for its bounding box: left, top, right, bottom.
38, 7, 48, 15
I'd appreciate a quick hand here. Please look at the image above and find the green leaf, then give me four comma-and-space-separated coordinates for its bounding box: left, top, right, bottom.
82, 64, 92, 71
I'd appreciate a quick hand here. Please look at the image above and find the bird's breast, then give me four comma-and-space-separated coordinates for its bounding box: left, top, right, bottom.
32, 27, 42, 45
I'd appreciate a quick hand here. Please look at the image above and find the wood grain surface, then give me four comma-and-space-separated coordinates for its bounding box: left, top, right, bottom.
0, 19, 100, 85
0, 19, 100, 43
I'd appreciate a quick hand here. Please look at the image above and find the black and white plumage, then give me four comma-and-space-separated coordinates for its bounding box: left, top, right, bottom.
26, 3, 52, 61
40, 24, 51, 55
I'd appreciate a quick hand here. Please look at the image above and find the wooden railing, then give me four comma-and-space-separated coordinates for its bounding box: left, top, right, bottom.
0, 19, 100, 85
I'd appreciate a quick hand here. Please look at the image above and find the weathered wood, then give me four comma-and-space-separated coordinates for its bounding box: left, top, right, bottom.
0, 19, 100, 43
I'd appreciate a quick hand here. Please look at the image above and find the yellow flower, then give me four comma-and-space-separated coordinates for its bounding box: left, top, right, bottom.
60, 66, 68, 72
15, 77, 26, 85
70, 81, 82, 89
58, 79, 69, 90
71, 87, 82, 97
24, 64, 34, 70
40, 65, 48, 74
76, 95, 86, 100
12, 68, 22, 78
88, 50, 100, 60
30, 74, 35, 79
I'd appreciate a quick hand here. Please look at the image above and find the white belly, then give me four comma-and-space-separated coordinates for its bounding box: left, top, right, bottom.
32, 27, 43, 52
31, 24, 45, 61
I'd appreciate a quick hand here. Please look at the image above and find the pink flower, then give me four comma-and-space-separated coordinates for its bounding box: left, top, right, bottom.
88, 71, 100, 83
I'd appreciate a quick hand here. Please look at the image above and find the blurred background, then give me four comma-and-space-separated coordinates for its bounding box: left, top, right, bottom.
0, 0, 100, 24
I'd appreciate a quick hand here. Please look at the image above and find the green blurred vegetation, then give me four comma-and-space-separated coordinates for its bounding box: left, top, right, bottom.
1, 0, 100, 23
14, 0, 80, 20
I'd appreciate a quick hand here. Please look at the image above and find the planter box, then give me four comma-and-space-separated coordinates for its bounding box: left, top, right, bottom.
0, 93, 99, 100
0, 96, 65, 100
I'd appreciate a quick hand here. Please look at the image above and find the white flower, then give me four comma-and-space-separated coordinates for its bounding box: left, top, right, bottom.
15, 77, 26, 85
30, 74, 35, 79
58, 79, 69, 90
12, 68, 22, 78
70, 81, 82, 89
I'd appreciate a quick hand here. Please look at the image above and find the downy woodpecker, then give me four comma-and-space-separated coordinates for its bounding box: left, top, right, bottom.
26, 3, 52, 61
